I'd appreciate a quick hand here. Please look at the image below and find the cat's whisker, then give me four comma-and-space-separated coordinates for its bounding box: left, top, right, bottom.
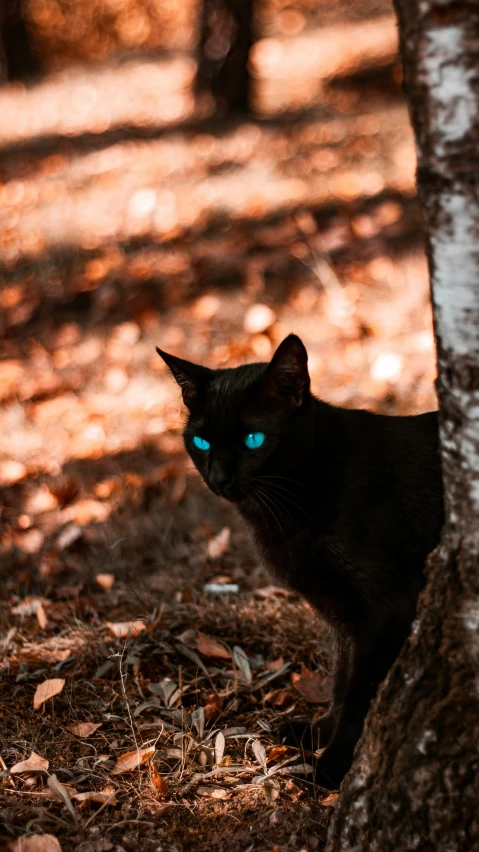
254, 478, 317, 526
254, 484, 291, 526
255, 483, 317, 517
253, 485, 298, 567
256, 477, 313, 510
254, 483, 302, 537
252, 484, 291, 533
250, 486, 283, 534
257, 474, 318, 500
256, 486, 302, 530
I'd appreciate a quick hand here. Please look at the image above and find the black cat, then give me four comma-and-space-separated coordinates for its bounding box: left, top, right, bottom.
157, 334, 444, 789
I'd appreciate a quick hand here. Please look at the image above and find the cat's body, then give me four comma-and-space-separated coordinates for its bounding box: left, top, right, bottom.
158, 335, 444, 788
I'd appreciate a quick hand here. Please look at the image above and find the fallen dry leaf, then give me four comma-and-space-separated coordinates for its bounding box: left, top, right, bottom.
264, 687, 295, 707
319, 792, 339, 807
11, 751, 49, 775
263, 656, 285, 671
292, 674, 330, 703
196, 786, 230, 799
175, 627, 197, 647
266, 745, 298, 766
39, 784, 78, 801
106, 620, 147, 639
215, 731, 225, 766
253, 739, 267, 769
196, 631, 230, 660
36, 601, 48, 629
233, 645, 252, 684
291, 665, 331, 704
19, 634, 85, 664
8, 835, 62, 852
110, 746, 156, 775
207, 526, 231, 559
33, 678, 65, 710
11, 597, 49, 619
47, 774, 77, 823
72, 785, 117, 806
150, 763, 169, 797
203, 692, 223, 721
68, 722, 102, 738
95, 573, 115, 590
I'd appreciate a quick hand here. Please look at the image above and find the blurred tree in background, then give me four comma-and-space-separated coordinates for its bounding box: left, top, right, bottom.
1, 0, 39, 81
196, 0, 253, 113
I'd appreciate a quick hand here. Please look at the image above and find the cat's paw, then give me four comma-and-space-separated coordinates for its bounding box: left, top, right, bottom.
278, 719, 320, 752
278, 713, 335, 751
312, 747, 353, 791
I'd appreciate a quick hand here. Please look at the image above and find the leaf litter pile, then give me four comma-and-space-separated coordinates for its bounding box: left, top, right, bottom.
0, 0, 438, 849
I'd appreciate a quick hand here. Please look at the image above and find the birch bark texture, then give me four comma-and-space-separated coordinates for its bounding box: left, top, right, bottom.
326, 2, 479, 850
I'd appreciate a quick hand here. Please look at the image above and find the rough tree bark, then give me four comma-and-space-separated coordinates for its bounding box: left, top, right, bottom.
326, 2, 479, 850
196, 0, 253, 113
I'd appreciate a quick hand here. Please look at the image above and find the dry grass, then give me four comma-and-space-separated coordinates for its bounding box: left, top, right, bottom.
1, 481, 335, 851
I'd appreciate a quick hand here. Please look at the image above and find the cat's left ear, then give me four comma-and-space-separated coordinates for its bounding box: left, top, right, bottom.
262, 334, 310, 408
156, 348, 214, 408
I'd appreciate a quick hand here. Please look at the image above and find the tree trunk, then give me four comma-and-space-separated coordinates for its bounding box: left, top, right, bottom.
1, 0, 39, 82
326, 3, 479, 850
196, 0, 254, 114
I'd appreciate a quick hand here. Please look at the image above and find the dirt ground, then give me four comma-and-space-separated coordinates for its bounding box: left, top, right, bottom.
0, 3, 438, 849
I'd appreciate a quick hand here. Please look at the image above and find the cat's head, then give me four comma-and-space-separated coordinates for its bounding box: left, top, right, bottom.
157, 334, 312, 504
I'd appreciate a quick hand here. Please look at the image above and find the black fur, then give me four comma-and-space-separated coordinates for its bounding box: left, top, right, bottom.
157, 334, 444, 788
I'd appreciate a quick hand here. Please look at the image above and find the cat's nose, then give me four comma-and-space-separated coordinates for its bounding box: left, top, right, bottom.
209, 463, 236, 498
211, 472, 233, 494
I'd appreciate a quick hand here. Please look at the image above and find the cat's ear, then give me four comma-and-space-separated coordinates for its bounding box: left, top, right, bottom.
262, 334, 310, 407
156, 348, 213, 408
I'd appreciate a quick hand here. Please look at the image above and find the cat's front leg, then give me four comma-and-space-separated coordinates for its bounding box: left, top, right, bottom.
312, 632, 399, 789
312, 740, 356, 790
278, 634, 352, 753
278, 710, 336, 753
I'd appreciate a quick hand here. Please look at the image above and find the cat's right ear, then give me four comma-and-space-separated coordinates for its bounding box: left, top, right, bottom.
156, 348, 213, 408
262, 334, 310, 408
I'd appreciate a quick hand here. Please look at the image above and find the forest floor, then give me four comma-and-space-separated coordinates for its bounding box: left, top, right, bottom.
0, 10, 437, 852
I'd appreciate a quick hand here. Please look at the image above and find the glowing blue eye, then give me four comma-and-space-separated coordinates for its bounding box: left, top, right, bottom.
193, 436, 210, 452
244, 432, 265, 450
